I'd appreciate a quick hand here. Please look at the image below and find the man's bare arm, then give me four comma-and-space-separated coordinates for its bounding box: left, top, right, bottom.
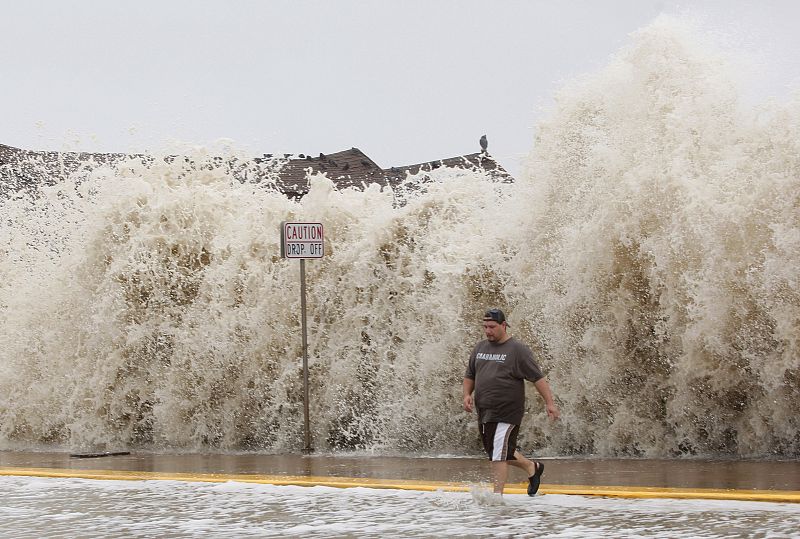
533, 378, 560, 420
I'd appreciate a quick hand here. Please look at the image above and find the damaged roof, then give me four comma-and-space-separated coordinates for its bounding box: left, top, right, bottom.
1, 143, 513, 198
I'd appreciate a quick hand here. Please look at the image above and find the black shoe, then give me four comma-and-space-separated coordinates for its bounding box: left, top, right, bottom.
527, 461, 544, 497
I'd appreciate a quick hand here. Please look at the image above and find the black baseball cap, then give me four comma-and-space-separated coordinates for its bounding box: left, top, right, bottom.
483, 308, 509, 326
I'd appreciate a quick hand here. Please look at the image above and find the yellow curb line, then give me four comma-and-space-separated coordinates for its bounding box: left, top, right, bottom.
510, 484, 800, 503
1, 467, 798, 503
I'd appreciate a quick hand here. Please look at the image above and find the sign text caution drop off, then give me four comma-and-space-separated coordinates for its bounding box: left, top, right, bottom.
281, 222, 324, 259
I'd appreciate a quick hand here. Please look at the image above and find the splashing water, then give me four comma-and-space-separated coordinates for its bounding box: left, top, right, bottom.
1, 18, 798, 457
513, 17, 800, 457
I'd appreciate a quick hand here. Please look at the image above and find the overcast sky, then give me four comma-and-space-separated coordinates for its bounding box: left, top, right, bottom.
3, 1, 799, 176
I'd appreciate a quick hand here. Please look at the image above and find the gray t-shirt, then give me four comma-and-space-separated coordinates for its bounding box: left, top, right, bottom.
464, 337, 544, 425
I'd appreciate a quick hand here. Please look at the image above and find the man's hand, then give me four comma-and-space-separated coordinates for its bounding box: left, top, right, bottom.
546, 402, 560, 421
462, 378, 475, 413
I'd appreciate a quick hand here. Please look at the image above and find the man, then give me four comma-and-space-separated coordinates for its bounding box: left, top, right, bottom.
463, 308, 560, 496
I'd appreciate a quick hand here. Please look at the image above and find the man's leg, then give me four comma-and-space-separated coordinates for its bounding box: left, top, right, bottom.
494, 453, 542, 494
491, 460, 509, 493
484, 423, 524, 494
511, 449, 545, 496
508, 450, 536, 476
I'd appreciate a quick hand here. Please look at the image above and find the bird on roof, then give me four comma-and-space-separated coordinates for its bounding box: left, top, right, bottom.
479, 134, 488, 153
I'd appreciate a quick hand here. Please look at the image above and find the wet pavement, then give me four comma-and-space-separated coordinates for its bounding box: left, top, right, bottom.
2, 451, 799, 538
1, 450, 798, 492
3, 475, 800, 539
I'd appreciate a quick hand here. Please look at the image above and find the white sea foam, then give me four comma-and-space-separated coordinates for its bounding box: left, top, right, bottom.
0, 17, 798, 457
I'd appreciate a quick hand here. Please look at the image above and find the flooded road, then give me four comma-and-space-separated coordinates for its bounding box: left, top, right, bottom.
2, 451, 798, 537
1, 451, 799, 491
2, 475, 798, 538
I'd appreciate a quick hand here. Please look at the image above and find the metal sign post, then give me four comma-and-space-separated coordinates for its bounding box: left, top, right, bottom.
280, 222, 324, 453
299, 258, 309, 452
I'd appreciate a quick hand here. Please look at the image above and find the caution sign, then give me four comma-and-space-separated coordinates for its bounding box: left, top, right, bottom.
281, 222, 324, 259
